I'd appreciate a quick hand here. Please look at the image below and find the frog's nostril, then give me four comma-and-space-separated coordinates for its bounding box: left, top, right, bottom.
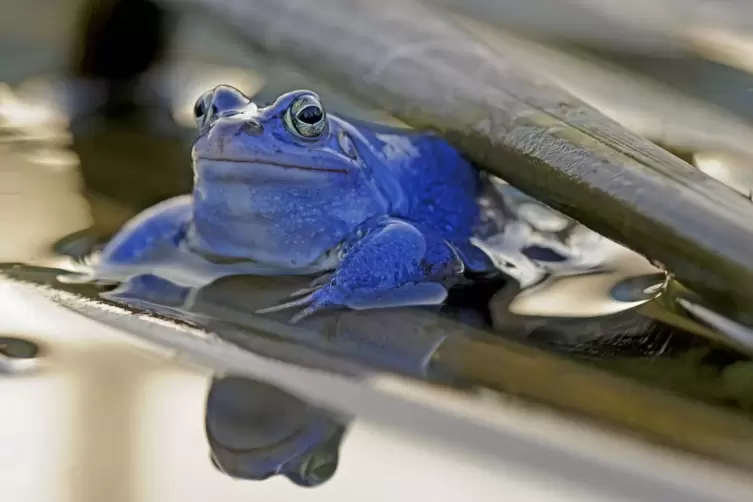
240, 120, 264, 136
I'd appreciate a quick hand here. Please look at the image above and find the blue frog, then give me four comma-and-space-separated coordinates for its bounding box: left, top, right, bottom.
84, 85, 606, 322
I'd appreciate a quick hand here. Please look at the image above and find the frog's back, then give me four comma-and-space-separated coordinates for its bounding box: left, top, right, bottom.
341, 117, 482, 242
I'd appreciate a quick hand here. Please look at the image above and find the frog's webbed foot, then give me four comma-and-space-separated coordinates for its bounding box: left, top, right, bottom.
255, 273, 336, 323
255, 287, 330, 324
257, 280, 449, 324
255, 219, 464, 323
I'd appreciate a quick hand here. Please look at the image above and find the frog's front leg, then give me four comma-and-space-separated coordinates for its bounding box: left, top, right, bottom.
256, 218, 465, 323
96, 195, 192, 266
60, 196, 192, 286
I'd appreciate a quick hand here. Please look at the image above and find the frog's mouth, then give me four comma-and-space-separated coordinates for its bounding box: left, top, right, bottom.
194, 157, 348, 175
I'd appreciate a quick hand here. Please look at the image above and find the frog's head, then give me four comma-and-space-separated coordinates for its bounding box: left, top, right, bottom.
189, 85, 389, 268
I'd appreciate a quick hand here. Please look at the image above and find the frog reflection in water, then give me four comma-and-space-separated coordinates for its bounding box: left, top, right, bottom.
205, 376, 347, 487
84, 85, 605, 322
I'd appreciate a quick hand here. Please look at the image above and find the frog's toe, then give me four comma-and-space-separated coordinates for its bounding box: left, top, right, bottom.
288, 273, 336, 297
255, 293, 315, 315
56, 270, 118, 286
288, 286, 319, 298
56, 272, 94, 284
288, 304, 325, 324
309, 272, 336, 288
255, 288, 335, 324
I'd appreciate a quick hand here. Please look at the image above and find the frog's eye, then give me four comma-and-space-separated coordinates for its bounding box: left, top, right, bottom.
193, 92, 216, 130
284, 95, 326, 139
287, 447, 339, 487
193, 98, 206, 119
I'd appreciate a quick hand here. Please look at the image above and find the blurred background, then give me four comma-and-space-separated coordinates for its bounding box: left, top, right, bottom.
6, 0, 753, 501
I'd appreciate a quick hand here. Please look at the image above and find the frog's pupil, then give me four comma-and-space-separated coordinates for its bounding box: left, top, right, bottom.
297, 105, 323, 125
